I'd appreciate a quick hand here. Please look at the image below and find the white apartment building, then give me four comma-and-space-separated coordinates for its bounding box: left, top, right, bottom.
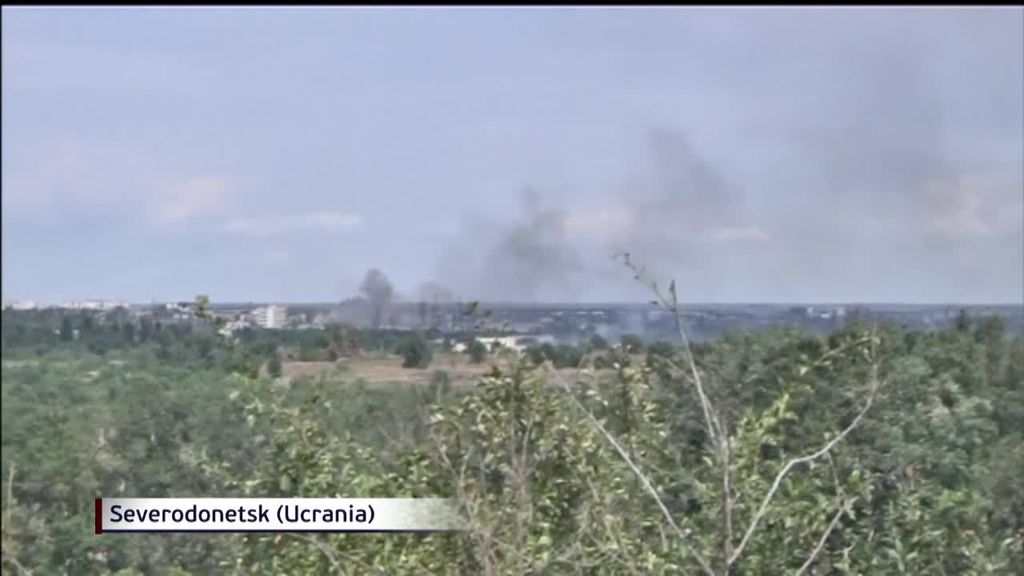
2, 300, 39, 310
252, 305, 288, 329
476, 334, 556, 353
61, 300, 128, 310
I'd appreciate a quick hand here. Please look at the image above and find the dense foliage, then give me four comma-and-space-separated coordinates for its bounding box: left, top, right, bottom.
2, 308, 1022, 574
399, 332, 434, 369
466, 339, 489, 364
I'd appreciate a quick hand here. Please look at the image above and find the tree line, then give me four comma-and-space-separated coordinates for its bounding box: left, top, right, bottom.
2, 303, 1022, 574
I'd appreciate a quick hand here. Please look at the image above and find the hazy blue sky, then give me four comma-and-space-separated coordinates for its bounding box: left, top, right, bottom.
3, 7, 1022, 303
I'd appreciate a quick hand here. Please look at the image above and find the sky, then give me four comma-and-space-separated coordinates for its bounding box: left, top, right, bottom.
2, 7, 1022, 304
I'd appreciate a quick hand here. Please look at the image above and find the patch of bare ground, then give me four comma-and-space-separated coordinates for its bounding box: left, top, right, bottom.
282, 353, 604, 387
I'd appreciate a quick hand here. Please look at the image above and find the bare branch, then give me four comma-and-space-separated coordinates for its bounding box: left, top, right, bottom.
668, 279, 724, 445
617, 254, 722, 446
3, 463, 15, 533
614, 254, 883, 572
794, 452, 847, 575
290, 534, 345, 574
0, 545, 32, 576
729, 361, 881, 567
618, 254, 730, 571
721, 423, 733, 568
545, 363, 716, 576
795, 502, 845, 576
1, 464, 33, 576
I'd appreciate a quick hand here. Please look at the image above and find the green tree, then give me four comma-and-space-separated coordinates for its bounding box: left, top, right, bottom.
552, 344, 583, 368
122, 321, 136, 344
955, 307, 972, 332
141, 313, 154, 340
193, 294, 212, 320
646, 340, 675, 359
620, 333, 644, 353
79, 312, 96, 335
268, 353, 283, 378
524, 345, 546, 366
3, 296, 1022, 575
59, 316, 74, 342
399, 332, 432, 369
466, 339, 488, 364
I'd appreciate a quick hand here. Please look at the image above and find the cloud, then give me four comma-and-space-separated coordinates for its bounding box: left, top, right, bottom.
261, 249, 293, 264
3, 42, 198, 93
152, 177, 242, 224
921, 174, 1022, 239
708, 226, 772, 245
221, 211, 363, 236
565, 207, 633, 239
1, 136, 244, 224
565, 208, 770, 246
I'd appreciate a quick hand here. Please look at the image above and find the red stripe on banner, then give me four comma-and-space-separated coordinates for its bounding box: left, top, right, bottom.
95, 498, 103, 534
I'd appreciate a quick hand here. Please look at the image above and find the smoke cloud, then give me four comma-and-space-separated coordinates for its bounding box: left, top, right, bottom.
433, 126, 768, 303
416, 10, 1023, 305
436, 187, 585, 302
359, 268, 394, 328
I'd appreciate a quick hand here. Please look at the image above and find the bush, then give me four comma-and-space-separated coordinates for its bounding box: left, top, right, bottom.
593, 353, 613, 370
429, 370, 452, 397
525, 345, 546, 366
268, 353, 283, 378
399, 332, 433, 368
466, 339, 488, 363
540, 342, 557, 361
620, 334, 644, 353
523, 342, 584, 368
552, 344, 583, 368
646, 341, 675, 359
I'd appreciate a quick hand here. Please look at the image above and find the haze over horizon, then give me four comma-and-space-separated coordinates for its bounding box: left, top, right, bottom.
3, 7, 1022, 305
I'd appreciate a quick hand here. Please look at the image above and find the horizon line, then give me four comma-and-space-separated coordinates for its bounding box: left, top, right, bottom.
4, 298, 1022, 308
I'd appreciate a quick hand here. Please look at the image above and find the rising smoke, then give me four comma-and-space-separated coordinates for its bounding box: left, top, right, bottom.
359, 268, 394, 328
432, 127, 758, 303
398, 12, 1023, 304
436, 187, 585, 303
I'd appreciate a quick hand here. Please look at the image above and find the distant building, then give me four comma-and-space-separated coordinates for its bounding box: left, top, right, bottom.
252, 305, 288, 329
646, 309, 671, 322
476, 334, 556, 352
62, 300, 128, 311
3, 300, 38, 310
219, 318, 252, 338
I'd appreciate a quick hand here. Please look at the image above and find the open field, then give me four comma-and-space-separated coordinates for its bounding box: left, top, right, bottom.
282, 352, 598, 387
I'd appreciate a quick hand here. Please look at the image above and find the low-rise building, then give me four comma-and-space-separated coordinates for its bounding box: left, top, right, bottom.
476, 334, 556, 353
3, 300, 39, 310
252, 305, 288, 329
62, 300, 129, 311
218, 318, 252, 338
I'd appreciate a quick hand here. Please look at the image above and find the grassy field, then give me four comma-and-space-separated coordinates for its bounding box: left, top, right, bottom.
282, 352, 607, 387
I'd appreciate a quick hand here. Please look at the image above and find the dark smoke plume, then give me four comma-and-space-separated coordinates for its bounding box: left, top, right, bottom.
438, 187, 584, 302
359, 268, 394, 328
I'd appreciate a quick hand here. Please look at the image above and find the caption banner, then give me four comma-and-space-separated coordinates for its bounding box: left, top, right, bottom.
96, 498, 463, 533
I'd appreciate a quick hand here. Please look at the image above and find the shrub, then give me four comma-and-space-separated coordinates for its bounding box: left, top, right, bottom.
268, 353, 283, 378
620, 334, 644, 353
399, 332, 433, 368
466, 339, 488, 363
